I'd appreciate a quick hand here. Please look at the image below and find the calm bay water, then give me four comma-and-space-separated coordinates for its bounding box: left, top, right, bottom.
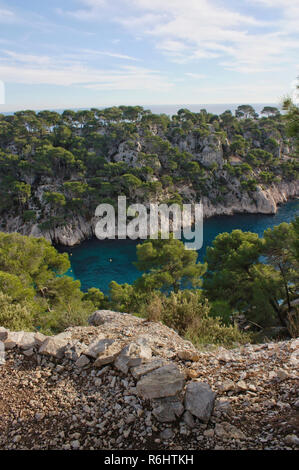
59, 200, 299, 294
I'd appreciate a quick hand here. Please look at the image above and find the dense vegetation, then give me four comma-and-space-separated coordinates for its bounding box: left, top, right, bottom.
0, 99, 298, 345
0, 217, 297, 343
0, 104, 297, 236
109, 218, 299, 341
0, 233, 105, 334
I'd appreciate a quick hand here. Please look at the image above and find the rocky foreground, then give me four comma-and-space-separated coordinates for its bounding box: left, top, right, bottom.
0, 310, 298, 451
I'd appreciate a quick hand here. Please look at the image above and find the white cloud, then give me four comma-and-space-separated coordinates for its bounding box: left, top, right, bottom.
0, 50, 172, 91
56, 0, 299, 73
1, 50, 52, 65
130, 0, 265, 27
0, 7, 16, 23
116, 0, 299, 73
79, 49, 140, 61
185, 73, 207, 79
183, 81, 288, 104
57, 0, 108, 21
250, 0, 299, 32
56, 0, 299, 74
0, 79, 4, 104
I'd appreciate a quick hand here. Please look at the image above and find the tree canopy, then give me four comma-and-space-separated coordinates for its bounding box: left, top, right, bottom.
0, 233, 105, 333
203, 220, 299, 333
134, 235, 207, 293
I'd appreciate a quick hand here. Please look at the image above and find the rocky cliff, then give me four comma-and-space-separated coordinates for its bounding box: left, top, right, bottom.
0, 107, 298, 246
201, 180, 298, 218
2, 180, 298, 247
0, 310, 298, 450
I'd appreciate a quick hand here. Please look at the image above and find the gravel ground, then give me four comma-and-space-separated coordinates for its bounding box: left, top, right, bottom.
0, 315, 298, 451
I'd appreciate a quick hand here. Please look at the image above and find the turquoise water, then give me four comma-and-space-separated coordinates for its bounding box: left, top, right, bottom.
59, 200, 299, 294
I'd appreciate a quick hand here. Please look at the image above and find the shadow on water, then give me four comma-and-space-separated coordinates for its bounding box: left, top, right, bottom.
57, 199, 299, 294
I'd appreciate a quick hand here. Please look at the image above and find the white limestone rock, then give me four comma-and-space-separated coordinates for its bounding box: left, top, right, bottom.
39, 337, 69, 359
114, 340, 152, 375
85, 338, 114, 359
4, 331, 26, 350
34, 332, 48, 346
18, 332, 37, 350
94, 343, 123, 367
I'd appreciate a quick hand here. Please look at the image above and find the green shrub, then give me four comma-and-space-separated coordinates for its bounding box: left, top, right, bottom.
0, 233, 100, 334
142, 291, 251, 348
83, 287, 107, 309
0, 292, 39, 331
36, 299, 93, 335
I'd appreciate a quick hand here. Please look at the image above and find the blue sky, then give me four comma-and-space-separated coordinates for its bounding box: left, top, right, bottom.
0, 0, 298, 111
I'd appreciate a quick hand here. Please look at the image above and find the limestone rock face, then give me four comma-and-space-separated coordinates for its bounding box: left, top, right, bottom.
184, 381, 216, 423
199, 135, 224, 168
177, 133, 224, 168
46, 215, 94, 247
137, 364, 185, 400
38, 337, 69, 359
2, 179, 298, 246
113, 141, 142, 167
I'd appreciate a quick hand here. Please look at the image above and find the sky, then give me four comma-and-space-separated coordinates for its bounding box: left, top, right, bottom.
0, 0, 298, 111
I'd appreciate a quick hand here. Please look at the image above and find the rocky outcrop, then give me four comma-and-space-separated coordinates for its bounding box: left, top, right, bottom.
0, 310, 298, 450
202, 181, 298, 218
1, 106, 298, 247
0, 312, 215, 438
113, 141, 142, 166
1, 180, 297, 246
178, 133, 224, 168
